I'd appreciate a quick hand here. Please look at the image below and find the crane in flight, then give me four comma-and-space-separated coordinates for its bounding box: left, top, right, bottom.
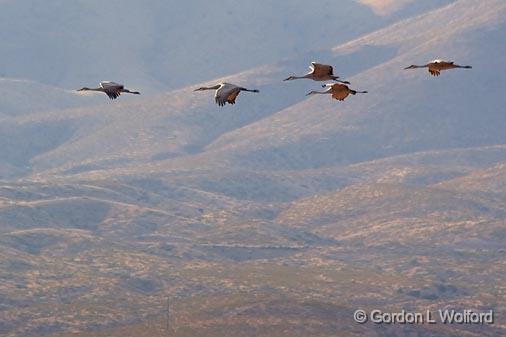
306, 83, 367, 101
77, 81, 140, 100
284, 62, 350, 84
194, 83, 259, 107
404, 60, 472, 76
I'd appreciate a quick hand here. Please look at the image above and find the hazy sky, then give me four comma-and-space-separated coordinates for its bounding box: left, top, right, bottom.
0, 0, 395, 91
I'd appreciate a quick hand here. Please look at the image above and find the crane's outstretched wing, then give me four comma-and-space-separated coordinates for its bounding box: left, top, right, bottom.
100, 81, 123, 99
226, 90, 241, 105
330, 84, 350, 101
311, 62, 334, 77
332, 91, 350, 101
100, 81, 124, 90
215, 89, 230, 106
215, 84, 239, 106
215, 95, 226, 106
330, 83, 347, 90
106, 91, 121, 99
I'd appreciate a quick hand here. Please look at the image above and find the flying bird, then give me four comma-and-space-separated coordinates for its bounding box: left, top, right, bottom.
284, 62, 350, 84
306, 83, 367, 101
77, 81, 140, 100
194, 83, 259, 107
404, 60, 472, 76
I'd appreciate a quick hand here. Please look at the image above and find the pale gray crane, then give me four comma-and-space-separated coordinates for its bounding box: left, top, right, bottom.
194, 83, 259, 107
77, 81, 140, 100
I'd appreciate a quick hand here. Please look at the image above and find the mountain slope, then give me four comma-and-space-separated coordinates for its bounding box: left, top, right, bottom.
0, 0, 500, 181
0, 1, 505, 336
194, 0, 506, 171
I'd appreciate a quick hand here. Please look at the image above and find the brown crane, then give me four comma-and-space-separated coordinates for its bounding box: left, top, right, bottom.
404, 59, 472, 76
306, 83, 367, 101
284, 62, 350, 84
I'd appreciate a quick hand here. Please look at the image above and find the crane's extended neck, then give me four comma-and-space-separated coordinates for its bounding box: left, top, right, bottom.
405, 64, 428, 69
306, 90, 328, 96
78, 87, 104, 92
284, 75, 308, 81
194, 85, 221, 91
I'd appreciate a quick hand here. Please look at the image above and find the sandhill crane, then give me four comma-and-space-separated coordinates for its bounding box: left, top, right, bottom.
284, 62, 350, 84
194, 83, 259, 107
404, 60, 472, 76
306, 83, 367, 101
77, 81, 140, 100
